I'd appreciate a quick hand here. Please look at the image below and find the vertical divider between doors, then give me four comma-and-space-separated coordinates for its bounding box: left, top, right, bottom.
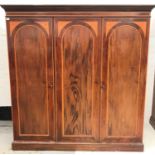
53, 17, 60, 142
100, 17, 108, 141
98, 17, 102, 142
100, 17, 103, 142
52, 17, 57, 141
49, 17, 56, 141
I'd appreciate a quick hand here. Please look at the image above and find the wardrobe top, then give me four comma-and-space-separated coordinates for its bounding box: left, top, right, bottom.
1, 5, 155, 12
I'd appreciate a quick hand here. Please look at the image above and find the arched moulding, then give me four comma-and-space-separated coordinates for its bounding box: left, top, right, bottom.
106, 22, 145, 40
58, 20, 97, 38
105, 23, 144, 138
9, 20, 49, 36
105, 20, 146, 39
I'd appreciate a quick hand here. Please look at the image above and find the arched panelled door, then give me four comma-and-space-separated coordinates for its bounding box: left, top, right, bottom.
54, 18, 101, 142
8, 19, 54, 141
100, 19, 148, 143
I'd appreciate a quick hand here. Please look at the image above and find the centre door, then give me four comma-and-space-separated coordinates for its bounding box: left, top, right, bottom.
54, 18, 102, 142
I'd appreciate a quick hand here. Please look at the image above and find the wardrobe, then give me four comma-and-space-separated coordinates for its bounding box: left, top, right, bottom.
1, 5, 154, 151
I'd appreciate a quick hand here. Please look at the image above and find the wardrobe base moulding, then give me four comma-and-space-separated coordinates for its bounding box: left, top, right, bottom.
12, 142, 143, 151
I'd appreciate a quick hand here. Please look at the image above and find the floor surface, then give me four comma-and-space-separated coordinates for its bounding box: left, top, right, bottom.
0, 121, 155, 154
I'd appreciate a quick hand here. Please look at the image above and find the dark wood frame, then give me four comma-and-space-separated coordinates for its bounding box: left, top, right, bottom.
1, 5, 155, 12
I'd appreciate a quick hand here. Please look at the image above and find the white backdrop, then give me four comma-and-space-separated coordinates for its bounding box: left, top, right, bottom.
0, 0, 155, 125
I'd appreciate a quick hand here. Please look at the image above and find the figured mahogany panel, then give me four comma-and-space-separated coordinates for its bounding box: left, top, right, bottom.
63, 26, 94, 136
14, 25, 48, 135
9, 21, 53, 140
55, 19, 101, 141
106, 24, 143, 138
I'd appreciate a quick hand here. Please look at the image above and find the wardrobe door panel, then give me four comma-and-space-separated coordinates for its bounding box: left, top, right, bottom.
55, 18, 101, 142
101, 19, 148, 142
8, 19, 54, 141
